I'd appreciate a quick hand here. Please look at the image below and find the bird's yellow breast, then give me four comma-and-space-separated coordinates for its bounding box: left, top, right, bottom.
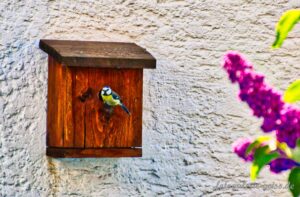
101, 95, 120, 106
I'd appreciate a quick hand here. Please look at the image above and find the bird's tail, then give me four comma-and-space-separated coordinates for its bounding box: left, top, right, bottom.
120, 103, 131, 115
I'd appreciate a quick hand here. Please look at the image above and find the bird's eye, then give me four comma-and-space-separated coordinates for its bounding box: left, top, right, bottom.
107, 89, 111, 95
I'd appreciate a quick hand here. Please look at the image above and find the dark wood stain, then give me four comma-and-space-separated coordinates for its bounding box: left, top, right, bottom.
46, 147, 142, 158
40, 39, 156, 69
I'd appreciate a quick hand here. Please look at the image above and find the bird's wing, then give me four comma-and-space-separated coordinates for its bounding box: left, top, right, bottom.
111, 90, 121, 100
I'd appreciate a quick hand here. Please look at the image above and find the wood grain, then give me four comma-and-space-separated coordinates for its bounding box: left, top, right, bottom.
63, 67, 74, 147
46, 147, 142, 158
39, 39, 156, 68
47, 65, 143, 149
73, 68, 89, 147
47, 56, 64, 147
46, 46, 147, 157
85, 68, 143, 148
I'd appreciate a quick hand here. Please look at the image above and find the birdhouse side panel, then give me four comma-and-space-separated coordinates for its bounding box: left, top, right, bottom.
47, 56, 65, 147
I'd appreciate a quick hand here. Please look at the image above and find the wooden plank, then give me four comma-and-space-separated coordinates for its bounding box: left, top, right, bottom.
39, 39, 156, 68
130, 70, 143, 146
47, 56, 64, 147
85, 68, 143, 148
63, 67, 74, 147
46, 147, 142, 158
85, 68, 105, 148
73, 68, 89, 147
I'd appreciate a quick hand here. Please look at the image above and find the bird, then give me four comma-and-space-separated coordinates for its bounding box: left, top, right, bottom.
99, 86, 130, 115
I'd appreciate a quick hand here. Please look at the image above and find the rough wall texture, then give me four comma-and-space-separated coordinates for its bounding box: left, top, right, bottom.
1, 0, 300, 196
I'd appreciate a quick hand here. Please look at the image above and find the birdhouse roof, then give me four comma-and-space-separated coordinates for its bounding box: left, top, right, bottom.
39, 39, 156, 69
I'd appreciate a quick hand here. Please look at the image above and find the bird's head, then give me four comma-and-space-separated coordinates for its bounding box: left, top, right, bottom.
101, 86, 112, 96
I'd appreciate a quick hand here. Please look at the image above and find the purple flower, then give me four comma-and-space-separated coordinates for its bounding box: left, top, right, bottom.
223, 52, 253, 83
276, 107, 300, 147
223, 51, 300, 148
261, 116, 278, 132
269, 158, 299, 173
232, 138, 253, 161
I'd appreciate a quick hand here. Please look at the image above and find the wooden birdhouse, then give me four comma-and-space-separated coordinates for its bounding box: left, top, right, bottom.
39, 39, 156, 158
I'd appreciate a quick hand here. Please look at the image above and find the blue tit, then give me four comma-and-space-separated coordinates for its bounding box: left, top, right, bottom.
99, 86, 131, 115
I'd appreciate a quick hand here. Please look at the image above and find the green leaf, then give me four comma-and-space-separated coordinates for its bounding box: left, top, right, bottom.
272, 9, 300, 48
288, 167, 300, 197
284, 79, 300, 103
250, 146, 280, 181
292, 139, 300, 163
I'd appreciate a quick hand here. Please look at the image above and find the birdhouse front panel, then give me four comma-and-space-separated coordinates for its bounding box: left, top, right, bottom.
40, 39, 155, 158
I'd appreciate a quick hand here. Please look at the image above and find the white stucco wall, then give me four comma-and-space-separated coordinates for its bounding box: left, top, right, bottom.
1, 0, 300, 196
